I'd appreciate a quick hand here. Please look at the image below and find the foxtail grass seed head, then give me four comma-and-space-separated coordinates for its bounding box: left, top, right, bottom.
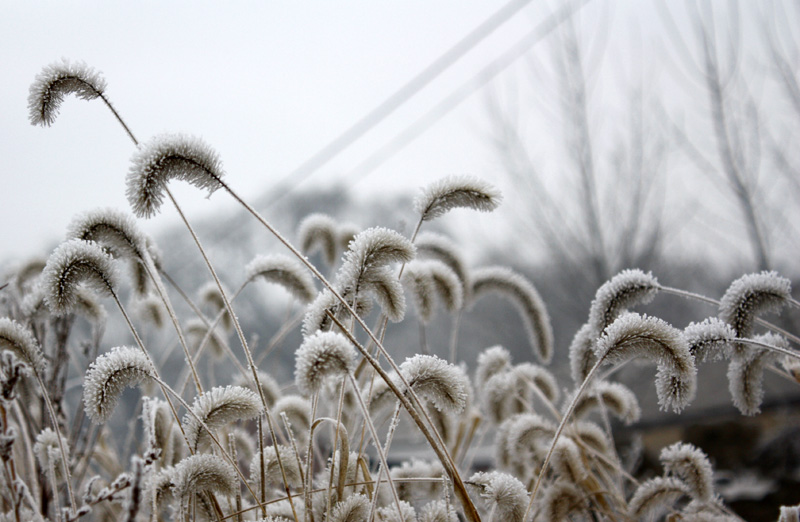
67, 208, 148, 261
415, 232, 470, 299
185, 318, 227, 358
628, 476, 689, 519
475, 345, 512, 392
569, 380, 641, 425
83, 346, 154, 423
28, 59, 107, 126
684, 318, 736, 363
236, 371, 282, 409
551, 437, 588, 483
588, 269, 660, 335
172, 454, 238, 502
779, 505, 800, 522
595, 313, 696, 412
295, 331, 356, 394
245, 254, 316, 304
183, 385, 262, 451
400, 354, 468, 414
471, 266, 553, 363
419, 500, 458, 522
402, 262, 436, 323
198, 281, 232, 331
513, 362, 559, 404
274, 395, 312, 434
719, 271, 792, 338
363, 266, 407, 322
126, 133, 225, 218
467, 471, 529, 522
328, 494, 370, 522
727, 333, 785, 415
414, 175, 501, 222
34, 428, 68, 479
0, 317, 46, 374
506, 413, 557, 456
133, 293, 166, 329
427, 260, 463, 312
541, 480, 587, 521
377, 500, 417, 522
298, 213, 339, 266
248, 444, 303, 489
569, 322, 598, 384
43, 239, 118, 315
660, 442, 714, 502
339, 227, 416, 290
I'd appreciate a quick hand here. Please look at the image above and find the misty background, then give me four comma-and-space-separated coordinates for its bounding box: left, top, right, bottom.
2, 2, 800, 510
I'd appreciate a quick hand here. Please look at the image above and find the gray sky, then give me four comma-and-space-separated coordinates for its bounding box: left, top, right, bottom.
1, 1, 552, 262
3, 1, 795, 272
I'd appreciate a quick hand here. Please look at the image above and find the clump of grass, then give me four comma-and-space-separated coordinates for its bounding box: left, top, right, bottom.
1, 58, 798, 522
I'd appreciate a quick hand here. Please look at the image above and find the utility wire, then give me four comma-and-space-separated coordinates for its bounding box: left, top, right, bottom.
258, 0, 536, 208
345, 0, 593, 187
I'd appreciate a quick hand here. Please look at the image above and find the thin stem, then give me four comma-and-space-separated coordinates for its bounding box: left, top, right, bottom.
163, 187, 298, 521
330, 313, 480, 522
523, 355, 606, 521
346, 373, 404, 519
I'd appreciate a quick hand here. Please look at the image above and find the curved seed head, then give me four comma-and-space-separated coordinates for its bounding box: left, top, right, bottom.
172, 454, 237, 503
83, 346, 153, 423
471, 266, 553, 363
28, 59, 106, 126
126, 134, 225, 219
295, 331, 356, 394
67, 207, 148, 261
297, 213, 339, 266
719, 271, 791, 338
400, 354, 468, 414
467, 471, 529, 522
628, 476, 689, 519
414, 175, 501, 222
660, 442, 714, 502
245, 254, 316, 304
684, 318, 736, 363
0, 317, 46, 374
42, 239, 118, 315
183, 385, 262, 451
475, 345, 512, 392
595, 313, 696, 413
588, 269, 660, 336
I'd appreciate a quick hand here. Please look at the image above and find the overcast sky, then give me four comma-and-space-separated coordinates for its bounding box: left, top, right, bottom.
3, 1, 794, 272
1, 1, 555, 262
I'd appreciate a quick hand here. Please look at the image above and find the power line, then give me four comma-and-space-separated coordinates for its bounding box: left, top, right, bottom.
258, 0, 536, 208
345, 0, 592, 187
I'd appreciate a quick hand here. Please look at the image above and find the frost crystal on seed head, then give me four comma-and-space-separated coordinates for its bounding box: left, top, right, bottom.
28, 59, 107, 126
684, 318, 736, 363
42, 239, 119, 315
245, 254, 316, 304
295, 330, 356, 394
67, 207, 148, 261
414, 175, 501, 222
172, 454, 237, 502
588, 269, 660, 336
297, 213, 339, 266
595, 313, 696, 413
126, 134, 225, 219
400, 354, 468, 414
83, 346, 153, 423
0, 317, 46, 374
183, 385, 262, 451
719, 271, 792, 338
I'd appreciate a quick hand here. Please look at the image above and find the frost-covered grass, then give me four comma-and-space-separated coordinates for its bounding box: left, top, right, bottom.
1, 59, 799, 522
